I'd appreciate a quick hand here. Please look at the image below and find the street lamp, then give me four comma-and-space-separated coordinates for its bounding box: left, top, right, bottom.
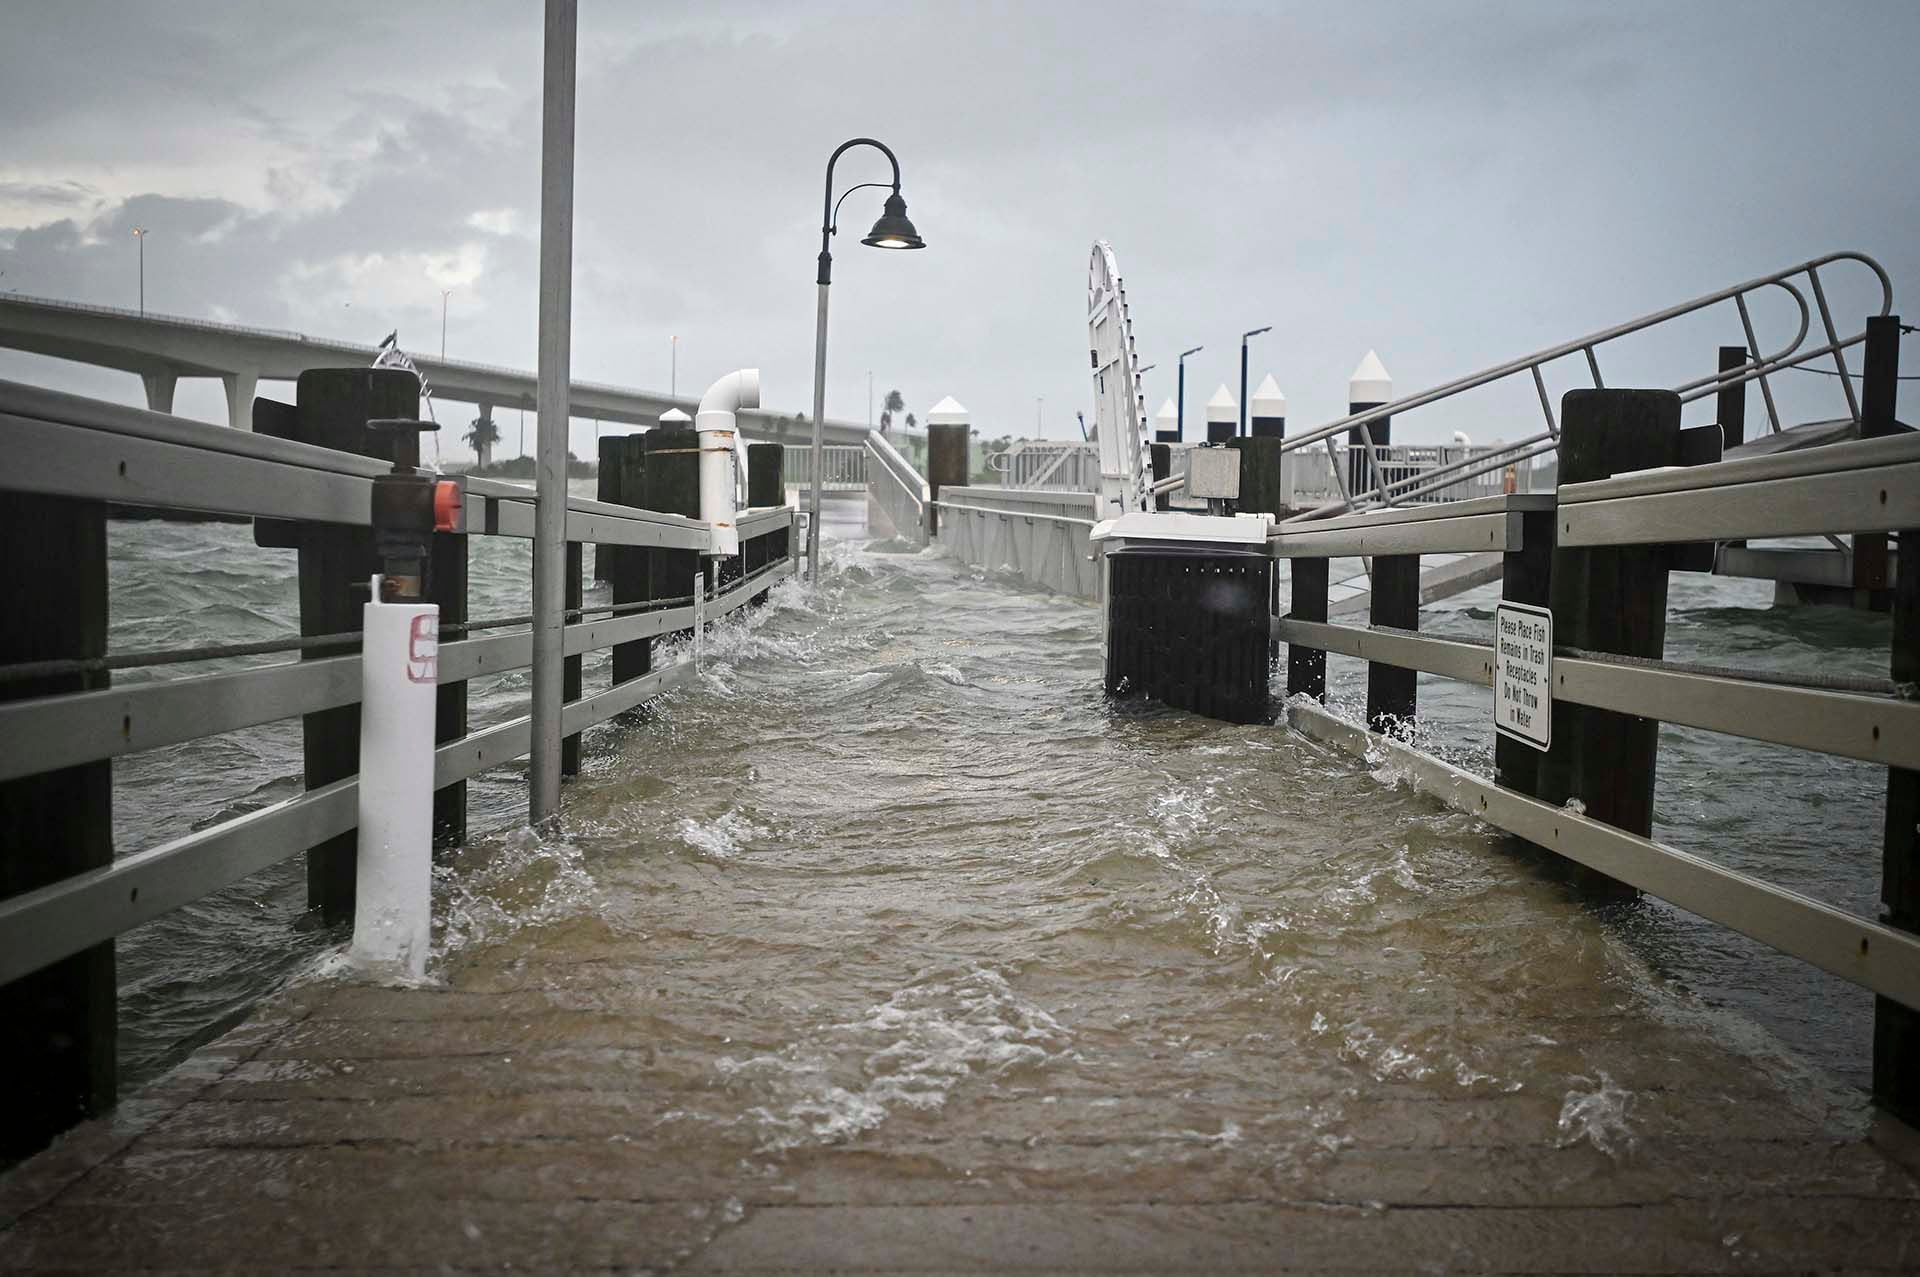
440, 288, 453, 360
1239, 326, 1271, 436
1176, 345, 1203, 441
807, 137, 925, 581
131, 227, 149, 315
671, 334, 678, 397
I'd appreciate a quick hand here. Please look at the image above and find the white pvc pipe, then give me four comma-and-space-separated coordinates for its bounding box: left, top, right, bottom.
698, 369, 759, 557
351, 577, 439, 981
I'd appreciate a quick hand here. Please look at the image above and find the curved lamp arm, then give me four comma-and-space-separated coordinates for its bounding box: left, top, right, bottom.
817, 137, 904, 285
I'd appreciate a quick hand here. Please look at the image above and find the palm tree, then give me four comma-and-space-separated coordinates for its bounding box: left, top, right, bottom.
882, 388, 904, 433
465, 414, 501, 470
904, 412, 917, 431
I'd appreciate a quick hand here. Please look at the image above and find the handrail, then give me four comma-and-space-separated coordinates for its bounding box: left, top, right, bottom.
929, 497, 1098, 528
1280, 251, 1893, 520
866, 428, 929, 503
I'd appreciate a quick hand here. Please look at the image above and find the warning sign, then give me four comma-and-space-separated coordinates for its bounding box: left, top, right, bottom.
1494, 602, 1552, 751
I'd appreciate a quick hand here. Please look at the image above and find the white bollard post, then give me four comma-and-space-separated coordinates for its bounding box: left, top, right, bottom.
351, 574, 439, 980
1205, 384, 1237, 444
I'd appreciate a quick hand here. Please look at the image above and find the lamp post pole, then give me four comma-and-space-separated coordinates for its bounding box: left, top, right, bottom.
1239, 326, 1271, 437
132, 227, 148, 315
440, 288, 452, 360
806, 137, 925, 582
1177, 345, 1203, 442
671, 334, 677, 398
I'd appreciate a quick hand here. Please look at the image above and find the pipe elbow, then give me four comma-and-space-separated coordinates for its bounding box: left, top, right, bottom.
699, 368, 761, 416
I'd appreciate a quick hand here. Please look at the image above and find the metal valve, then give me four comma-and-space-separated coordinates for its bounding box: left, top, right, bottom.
366, 418, 440, 602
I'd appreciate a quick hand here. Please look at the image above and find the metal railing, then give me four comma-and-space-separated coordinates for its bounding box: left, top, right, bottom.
931, 486, 1101, 599
987, 440, 1102, 491
1277, 251, 1893, 521
1270, 435, 1920, 1030
783, 442, 868, 492
0, 377, 796, 993
864, 429, 930, 545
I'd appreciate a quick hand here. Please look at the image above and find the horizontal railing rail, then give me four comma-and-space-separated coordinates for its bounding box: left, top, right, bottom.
1272, 435, 1920, 1032
0, 384, 796, 992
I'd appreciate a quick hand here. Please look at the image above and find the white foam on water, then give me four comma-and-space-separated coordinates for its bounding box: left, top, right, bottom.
676, 809, 763, 860
1555, 1071, 1635, 1157
713, 967, 1071, 1152
431, 825, 596, 960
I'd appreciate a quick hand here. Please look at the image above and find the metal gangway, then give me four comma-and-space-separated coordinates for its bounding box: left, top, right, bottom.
782, 442, 869, 493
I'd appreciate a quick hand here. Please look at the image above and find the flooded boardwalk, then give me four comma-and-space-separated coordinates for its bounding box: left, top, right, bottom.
4, 537, 1919, 1272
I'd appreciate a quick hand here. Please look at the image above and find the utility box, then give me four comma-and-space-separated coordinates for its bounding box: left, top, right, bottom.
1091, 512, 1273, 724
1185, 446, 1242, 501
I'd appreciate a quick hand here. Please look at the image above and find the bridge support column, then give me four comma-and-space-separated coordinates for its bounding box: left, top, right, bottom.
1537, 388, 1680, 897
140, 369, 178, 415
222, 369, 259, 431
0, 493, 114, 1160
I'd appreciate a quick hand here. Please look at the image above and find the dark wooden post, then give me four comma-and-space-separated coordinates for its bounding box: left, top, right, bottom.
431, 524, 468, 847
1249, 376, 1286, 440
1493, 505, 1556, 800
1348, 353, 1392, 499
1366, 555, 1420, 736
608, 436, 650, 687
747, 442, 785, 571
1287, 557, 1329, 701
0, 493, 113, 1159
1873, 316, 1917, 1125
1151, 443, 1171, 512
1855, 316, 1900, 599
1537, 389, 1681, 892
1716, 345, 1748, 451
927, 422, 970, 537
594, 435, 625, 584
1205, 386, 1236, 445
1228, 437, 1288, 519
644, 414, 701, 643
258, 368, 421, 923
562, 541, 583, 777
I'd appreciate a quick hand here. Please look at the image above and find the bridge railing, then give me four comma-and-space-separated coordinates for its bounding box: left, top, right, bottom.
0, 376, 795, 1150
782, 443, 868, 492
1270, 429, 1920, 1108
930, 486, 1100, 599
864, 429, 929, 546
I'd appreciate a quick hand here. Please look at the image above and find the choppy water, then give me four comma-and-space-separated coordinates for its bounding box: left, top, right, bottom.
104, 494, 1890, 1142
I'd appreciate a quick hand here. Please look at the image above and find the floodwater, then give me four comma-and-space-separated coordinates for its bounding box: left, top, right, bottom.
101, 490, 1890, 1167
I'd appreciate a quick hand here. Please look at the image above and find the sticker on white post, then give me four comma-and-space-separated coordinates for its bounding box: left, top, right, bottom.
1494, 601, 1552, 751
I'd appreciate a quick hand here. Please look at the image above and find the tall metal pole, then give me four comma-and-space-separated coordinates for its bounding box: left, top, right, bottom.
529, 0, 576, 824
671, 334, 677, 398
807, 283, 829, 580
1239, 326, 1271, 437
132, 228, 147, 315
440, 289, 451, 360
1177, 345, 1202, 442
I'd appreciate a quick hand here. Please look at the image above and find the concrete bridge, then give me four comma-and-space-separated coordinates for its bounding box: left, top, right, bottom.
0, 292, 882, 447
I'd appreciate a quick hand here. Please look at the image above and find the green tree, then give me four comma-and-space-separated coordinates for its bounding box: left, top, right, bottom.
464, 413, 501, 469
880, 387, 904, 432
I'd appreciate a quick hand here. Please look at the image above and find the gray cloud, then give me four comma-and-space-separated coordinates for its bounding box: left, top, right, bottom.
2, 0, 1916, 458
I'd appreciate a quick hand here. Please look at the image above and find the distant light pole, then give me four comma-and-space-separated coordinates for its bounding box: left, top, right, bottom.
1177, 345, 1203, 441
671, 334, 678, 398
1239, 326, 1271, 436
807, 137, 925, 581
440, 288, 453, 360
868, 371, 874, 428
131, 227, 149, 315
1036, 396, 1044, 435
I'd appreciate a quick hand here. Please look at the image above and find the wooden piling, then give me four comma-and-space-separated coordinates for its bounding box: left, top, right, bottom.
1537, 389, 1680, 891
1366, 556, 1420, 736
594, 435, 625, 584
264, 368, 424, 923
1873, 315, 1917, 1125
0, 493, 113, 1160
562, 541, 582, 777
1227, 437, 1288, 519
747, 443, 785, 562
1716, 345, 1747, 451
927, 424, 970, 537
644, 420, 701, 643
1855, 316, 1900, 599
1287, 557, 1329, 701
1151, 443, 1171, 512
608, 436, 651, 687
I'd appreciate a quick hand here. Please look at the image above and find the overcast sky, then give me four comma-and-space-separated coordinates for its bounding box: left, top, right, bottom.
1, 0, 1915, 460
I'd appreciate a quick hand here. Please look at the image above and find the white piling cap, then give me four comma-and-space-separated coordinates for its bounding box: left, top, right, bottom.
660, 408, 693, 424
1205, 383, 1237, 422
1349, 350, 1392, 406
927, 395, 969, 425
1154, 397, 1178, 426
1250, 374, 1286, 418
